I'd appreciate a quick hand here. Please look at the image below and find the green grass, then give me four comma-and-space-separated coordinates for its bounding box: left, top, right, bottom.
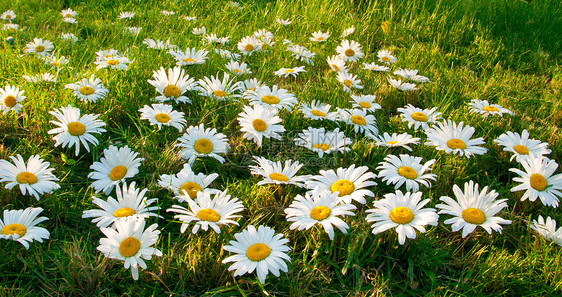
1, 0, 562, 295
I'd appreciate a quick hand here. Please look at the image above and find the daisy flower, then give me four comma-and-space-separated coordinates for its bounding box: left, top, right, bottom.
124, 27, 142, 36
24, 38, 54, 56
118, 11, 136, 19
139, 104, 186, 131
274, 66, 306, 78
366, 190, 438, 245
183, 16, 197, 21
327, 55, 348, 73
310, 30, 330, 42
82, 182, 160, 228
3, 24, 19, 33
394, 68, 430, 83
494, 130, 551, 163
62, 17, 77, 24
0, 155, 60, 200
241, 78, 264, 94
169, 47, 209, 66
147, 66, 197, 104
48, 105, 106, 156
288, 45, 316, 65
377, 49, 397, 64
215, 48, 241, 60
285, 188, 356, 240
161, 10, 175, 16
226, 60, 251, 76
468, 99, 514, 117
158, 163, 219, 199
197, 73, 244, 101
341, 26, 355, 38
223, 225, 291, 284
377, 154, 437, 192
95, 55, 131, 71
97, 218, 162, 280
250, 156, 307, 187
192, 27, 206, 35
64, 75, 109, 103
1, 207, 49, 249
237, 36, 262, 56
374, 132, 420, 151
204, 34, 231, 47
299, 101, 339, 121
1, 10, 16, 21
363, 62, 390, 72
143, 39, 177, 51
88, 146, 144, 195
253, 29, 274, 41
397, 104, 442, 131
237, 105, 285, 147
530, 215, 562, 245
0, 85, 26, 114
167, 190, 244, 234
336, 72, 363, 93
245, 85, 297, 112
340, 109, 379, 138
95, 49, 120, 60
308, 165, 377, 205
294, 127, 351, 158
23, 73, 57, 83
350, 95, 381, 113
437, 181, 511, 237
425, 120, 487, 158
61, 32, 78, 42
388, 77, 417, 92
336, 40, 364, 62
176, 124, 230, 165
42, 54, 69, 68
276, 18, 292, 26
509, 155, 562, 207
60, 8, 77, 18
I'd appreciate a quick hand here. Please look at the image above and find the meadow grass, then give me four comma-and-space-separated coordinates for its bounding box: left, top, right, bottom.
0, 0, 561, 295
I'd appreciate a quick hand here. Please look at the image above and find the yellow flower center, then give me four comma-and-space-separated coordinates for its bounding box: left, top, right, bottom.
106, 59, 119, 65
1, 223, 26, 237
330, 179, 355, 197
67, 121, 86, 136
5, 15, 11, 19
183, 57, 195, 62
180, 182, 202, 198
252, 119, 267, 132
312, 143, 331, 151
196, 208, 220, 222
35, 45, 45, 53
351, 115, 366, 126
447, 139, 466, 150
462, 208, 486, 225
513, 145, 529, 155
398, 166, 418, 179
8, 28, 15, 33
530, 174, 548, 191
65, 13, 72, 18
310, 110, 326, 117
343, 79, 353, 87
246, 243, 271, 261
16, 172, 38, 184
390, 207, 414, 224
3, 95, 16, 108
164, 85, 181, 98
244, 44, 254, 52
119, 237, 141, 257
483, 106, 499, 112
344, 49, 355, 57
411, 112, 428, 122
284, 69, 294, 73
213, 90, 226, 98
269, 173, 289, 182
233, 69, 241, 73
113, 207, 136, 218
154, 113, 171, 123
310, 205, 331, 221
359, 102, 371, 109
79, 86, 95, 95
109, 165, 128, 181
194, 139, 213, 154
332, 64, 340, 72
382, 56, 390, 62
317, 37, 324, 41
261, 95, 280, 105
386, 140, 398, 145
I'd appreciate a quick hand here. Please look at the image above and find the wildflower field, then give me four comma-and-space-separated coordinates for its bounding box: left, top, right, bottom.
1, 0, 562, 295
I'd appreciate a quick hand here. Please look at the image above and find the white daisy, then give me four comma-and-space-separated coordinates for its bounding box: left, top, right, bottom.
394, 68, 430, 83
143, 38, 177, 51
509, 155, 562, 208
64, 75, 109, 103
374, 132, 420, 151
425, 120, 487, 158
310, 30, 330, 42
169, 47, 209, 66
124, 27, 142, 36
336, 72, 363, 93
336, 40, 364, 62
204, 34, 231, 47
241, 78, 264, 95
377, 49, 397, 64
226, 60, 251, 76
530, 215, 562, 246
197, 73, 244, 101
388, 77, 417, 92
363, 62, 390, 72
118, 12, 136, 20
327, 55, 348, 73
158, 163, 219, 199
215, 48, 241, 60
61, 32, 78, 42
237, 36, 262, 56
147, 66, 197, 104
183, 16, 197, 21
0, 207, 49, 249
0, 85, 25, 114
41, 54, 69, 68
307, 164, 378, 204
24, 38, 54, 56
299, 101, 339, 121
237, 104, 285, 147
340, 108, 379, 138
62, 17, 77, 24
397, 104, 442, 131
250, 156, 307, 187
341, 26, 355, 38
294, 127, 351, 158
276, 18, 292, 26
192, 26, 206, 35
494, 130, 551, 163
3, 24, 19, 33
176, 123, 230, 164
23, 73, 57, 83
350, 95, 381, 113
377, 154, 437, 192
274, 66, 306, 78
468, 99, 514, 117
253, 29, 274, 41
60, 8, 77, 18
288, 44, 316, 65
88, 146, 144, 195
245, 85, 297, 112
161, 10, 176, 16
138, 104, 186, 131
0, 10, 16, 21
95, 56, 131, 71
0, 154, 60, 200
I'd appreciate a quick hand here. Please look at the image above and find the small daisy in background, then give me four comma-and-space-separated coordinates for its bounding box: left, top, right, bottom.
308, 165, 377, 205
118, 11, 136, 20
394, 68, 430, 83
288, 44, 316, 65
64, 75, 109, 103
350, 95, 381, 113
158, 164, 219, 199
215, 48, 241, 60
95, 54, 131, 71
425, 120, 487, 158
97, 218, 162, 280
437, 180, 511, 237
388, 77, 417, 92
147, 66, 197, 104
340, 108, 379, 138
61, 32, 78, 42
276, 18, 291, 26
3, 24, 20, 33
310, 30, 330, 42
82, 182, 160, 228
285, 188, 356, 240
241, 78, 264, 94
161, 10, 176, 16
294, 127, 351, 158
63, 17, 77, 24
377, 49, 397, 64
299, 101, 339, 121
0, 154, 60, 200
377, 154, 437, 192
197, 73, 243, 101
60, 8, 77, 19
23, 73, 57, 83
226, 60, 251, 76
237, 105, 285, 147
373, 132, 420, 151
327, 55, 348, 73
124, 27, 142, 36
192, 26, 206, 36
24, 38, 54, 56
167, 189, 244, 234
176, 123, 230, 165
222, 225, 291, 284
42, 54, 69, 68
494, 130, 551, 163
139, 104, 186, 131
0, 207, 49, 249
397, 104, 442, 131
366, 190, 438, 245
169, 47, 209, 66
88, 145, 144, 195
530, 215, 562, 246
509, 155, 562, 208
336, 40, 364, 62
250, 156, 307, 187
183, 16, 197, 21
336, 72, 363, 93
245, 85, 297, 112
468, 99, 514, 117
142, 38, 177, 51
363, 62, 390, 72
1, 10, 16, 21
341, 26, 355, 38
0, 85, 26, 114
48, 105, 106, 156
274, 66, 306, 78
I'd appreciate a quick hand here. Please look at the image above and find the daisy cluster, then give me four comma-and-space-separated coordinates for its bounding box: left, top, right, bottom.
1, 4, 561, 286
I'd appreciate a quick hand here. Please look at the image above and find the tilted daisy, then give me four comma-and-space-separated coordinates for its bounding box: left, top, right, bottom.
294, 127, 351, 158
288, 44, 316, 65
222, 225, 291, 284
192, 26, 206, 35
285, 188, 356, 240
82, 182, 160, 228
1, 207, 49, 249
3, 24, 19, 33
437, 181, 511, 237
0, 85, 26, 114
197, 73, 244, 101
161, 10, 175, 15
61, 32, 78, 42
299, 100, 339, 121
307, 165, 378, 204
250, 156, 307, 187
95, 49, 120, 60
394, 68, 430, 83
374, 132, 420, 151
88, 145, 144, 195
62, 17, 77, 24
509, 155, 562, 207
366, 190, 438, 245
377, 154, 437, 192
341, 26, 355, 37
397, 104, 442, 131
425, 120, 487, 158
388, 77, 417, 92
468, 99, 514, 117
241, 78, 264, 95
226, 60, 251, 76
138, 103, 186, 131
237, 36, 262, 56
204, 34, 231, 47
336, 72, 363, 93
237, 105, 285, 147
274, 66, 306, 78
95, 55, 131, 71
350, 95, 381, 113
42, 55, 69, 68
310, 30, 330, 42
183, 16, 197, 21
168, 47, 209, 66
245, 85, 297, 112
158, 164, 220, 199
494, 130, 551, 163
377, 49, 397, 64
142, 38, 177, 51
276, 18, 291, 26
253, 29, 274, 41
23, 73, 57, 83
147, 66, 197, 104
530, 215, 562, 246
363, 62, 390, 72
167, 189, 244, 234
124, 27, 142, 36
118, 11, 136, 20
340, 108, 379, 138
0, 154, 60, 200
327, 55, 348, 73
336, 40, 364, 62
24, 38, 54, 56
60, 8, 77, 18
64, 75, 109, 103
176, 123, 230, 164
1, 10, 16, 21
48, 105, 106, 156
97, 218, 162, 280
215, 48, 241, 60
